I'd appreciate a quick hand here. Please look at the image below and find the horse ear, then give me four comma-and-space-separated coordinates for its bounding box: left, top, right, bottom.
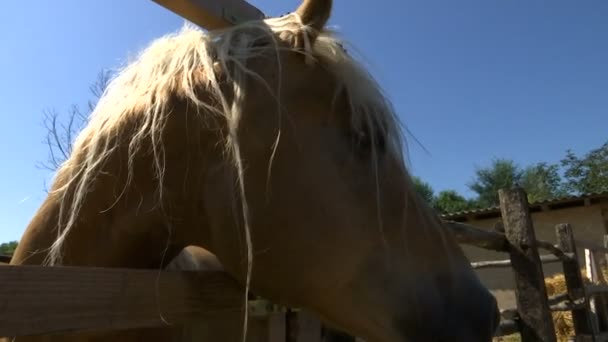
295, 0, 332, 35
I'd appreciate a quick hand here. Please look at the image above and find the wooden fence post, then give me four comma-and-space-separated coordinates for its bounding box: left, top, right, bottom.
499, 187, 556, 342
602, 236, 608, 333
321, 326, 357, 342
556, 223, 596, 341
604, 235, 608, 273
586, 249, 606, 334
286, 310, 323, 342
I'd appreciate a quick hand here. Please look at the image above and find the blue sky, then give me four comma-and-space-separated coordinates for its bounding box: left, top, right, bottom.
1, 0, 606, 242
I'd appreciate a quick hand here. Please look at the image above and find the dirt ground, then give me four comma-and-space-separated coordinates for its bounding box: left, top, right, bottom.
491, 289, 517, 310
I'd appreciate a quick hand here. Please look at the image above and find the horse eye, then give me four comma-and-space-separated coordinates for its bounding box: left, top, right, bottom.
351, 129, 386, 157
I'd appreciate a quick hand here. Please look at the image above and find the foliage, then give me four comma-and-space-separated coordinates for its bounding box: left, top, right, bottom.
0, 241, 18, 255
38, 70, 111, 173
433, 190, 478, 214
521, 162, 568, 203
413, 140, 608, 215
560, 141, 608, 195
412, 176, 435, 204
467, 158, 573, 207
468, 159, 523, 207
412, 177, 479, 214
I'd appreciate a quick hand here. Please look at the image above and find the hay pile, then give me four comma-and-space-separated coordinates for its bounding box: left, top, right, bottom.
544, 272, 579, 341
544, 266, 608, 342
494, 267, 606, 342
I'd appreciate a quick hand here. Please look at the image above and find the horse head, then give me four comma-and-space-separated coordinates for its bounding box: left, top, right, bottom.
11, 1, 499, 341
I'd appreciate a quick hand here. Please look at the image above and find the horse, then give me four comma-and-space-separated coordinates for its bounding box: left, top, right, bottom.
6, 0, 500, 341
161, 246, 245, 342
165, 246, 359, 342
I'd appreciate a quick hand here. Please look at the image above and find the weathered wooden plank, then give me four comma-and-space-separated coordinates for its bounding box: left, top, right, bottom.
499, 188, 556, 342
593, 331, 608, 342
551, 298, 587, 312
535, 239, 573, 261
577, 334, 600, 342
244, 312, 286, 342
602, 210, 608, 234
445, 221, 509, 252
471, 253, 568, 269
587, 249, 608, 332
151, 0, 265, 31
0, 265, 244, 337
576, 240, 608, 254
287, 310, 323, 342
604, 236, 608, 270
547, 293, 586, 312
586, 285, 608, 296
556, 223, 597, 340
602, 237, 608, 334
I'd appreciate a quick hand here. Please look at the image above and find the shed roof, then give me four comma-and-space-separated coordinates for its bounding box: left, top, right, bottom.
441, 191, 608, 222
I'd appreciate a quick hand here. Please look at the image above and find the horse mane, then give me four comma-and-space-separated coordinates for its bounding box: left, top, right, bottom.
46, 13, 405, 266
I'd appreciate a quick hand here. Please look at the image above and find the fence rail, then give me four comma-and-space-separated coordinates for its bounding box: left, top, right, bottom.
576, 240, 608, 254
471, 253, 569, 270
445, 221, 509, 252
0, 260, 347, 341
0, 265, 243, 336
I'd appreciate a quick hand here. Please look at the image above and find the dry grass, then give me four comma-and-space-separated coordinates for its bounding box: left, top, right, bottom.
546, 267, 608, 341
493, 333, 521, 342
545, 272, 579, 342
494, 266, 608, 342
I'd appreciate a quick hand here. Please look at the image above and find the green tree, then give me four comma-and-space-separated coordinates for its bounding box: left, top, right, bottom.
561, 141, 608, 194
520, 162, 567, 203
412, 176, 434, 204
0, 241, 18, 255
468, 159, 523, 207
433, 190, 476, 214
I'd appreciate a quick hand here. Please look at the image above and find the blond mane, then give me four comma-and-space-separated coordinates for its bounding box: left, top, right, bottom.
44, 11, 405, 338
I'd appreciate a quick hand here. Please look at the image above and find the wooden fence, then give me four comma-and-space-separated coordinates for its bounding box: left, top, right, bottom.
1, 187, 607, 341
0, 261, 343, 341
459, 188, 608, 342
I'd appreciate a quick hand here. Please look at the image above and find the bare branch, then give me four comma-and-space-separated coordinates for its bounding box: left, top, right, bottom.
38, 69, 111, 174
50, 109, 68, 161
87, 69, 112, 113
37, 108, 68, 172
